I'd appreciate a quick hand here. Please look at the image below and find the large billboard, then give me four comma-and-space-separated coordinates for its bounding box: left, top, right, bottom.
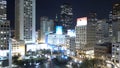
56, 26, 63, 34
77, 17, 87, 26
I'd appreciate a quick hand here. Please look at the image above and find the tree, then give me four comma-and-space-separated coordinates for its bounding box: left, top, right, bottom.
12, 55, 19, 64
79, 58, 105, 68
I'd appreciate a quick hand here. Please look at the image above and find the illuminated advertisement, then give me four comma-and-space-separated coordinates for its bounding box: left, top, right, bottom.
77, 17, 87, 26
56, 26, 63, 34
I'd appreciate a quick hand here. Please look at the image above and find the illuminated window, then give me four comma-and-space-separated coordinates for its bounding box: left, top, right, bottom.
1, 31, 3, 34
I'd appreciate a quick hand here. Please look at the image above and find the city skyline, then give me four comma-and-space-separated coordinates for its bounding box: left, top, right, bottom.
0, 0, 120, 67
7, 0, 120, 30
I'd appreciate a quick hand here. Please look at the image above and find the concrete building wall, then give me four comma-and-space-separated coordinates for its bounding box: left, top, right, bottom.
15, 0, 36, 43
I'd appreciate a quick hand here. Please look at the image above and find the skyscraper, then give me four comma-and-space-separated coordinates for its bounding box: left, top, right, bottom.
0, 0, 7, 22
0, 20, 10, 53
75, 17, 87, 50
39, 16, 54, 43
112, 3, 120, 42
75, 16, 96, 50
75, 16, 96, 58
96, 19, 109, 44
113, 3, 120, 19
60, 3, 73, 33
107, 11, 113, 42
15, 0, 36, 43
87, 13, 97, 49
0, 0, 10, 56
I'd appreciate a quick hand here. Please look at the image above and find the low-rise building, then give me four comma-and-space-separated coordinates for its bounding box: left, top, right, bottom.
47, 34, 69, 47
94, 43, 111, 60
12, 39, 25, 56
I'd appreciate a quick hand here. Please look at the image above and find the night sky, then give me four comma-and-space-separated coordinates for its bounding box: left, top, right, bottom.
7, 0, 120, 30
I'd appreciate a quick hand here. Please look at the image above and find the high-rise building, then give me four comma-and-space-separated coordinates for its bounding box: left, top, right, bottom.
75, 17, 87, 50
112, 3, 120, 42
0, 0, 10, 56
0, 0, 7, 22
0, 21, 10, 50
107, 11, 113, 42
113, 3, 120, 19
75, 14, 97, 58
96, 19, 109, 44
39, 16, 54, 43
86, 13, 97, 49
15, 0, 36, 44
75, 16, 96, 50
60, 3, 73, 33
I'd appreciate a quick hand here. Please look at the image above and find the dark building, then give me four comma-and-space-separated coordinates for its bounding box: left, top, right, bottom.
112, 3, 120, 20
0, 21, 10, 50
112, 3, 120, 42
60, 3, 73, 33
0, 0, 11, 57
95, 42, 112, 60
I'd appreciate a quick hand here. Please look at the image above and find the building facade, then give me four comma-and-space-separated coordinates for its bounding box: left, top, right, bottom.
75, 16, 96, 58
39, 16, 54, 43
0, 21, 10, 56
67, 29, 76, 52
75, 17, 96, 50
15, 0, 36, 43
12, 39, 25, 56
112, 3, 120, 43
95, 43, 111, 60
0, 0, 7, 22
107, 11, 113, 42
112, 43, 120, 68
96, 19, 109, 44
60, 3, 73, 33
69, 37, 75, 52
75, 23, 87, 50
0, 0, 11, 56
47, 34, 69, 46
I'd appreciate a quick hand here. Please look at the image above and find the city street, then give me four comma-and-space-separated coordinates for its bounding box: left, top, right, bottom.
20, 60, 69, 68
